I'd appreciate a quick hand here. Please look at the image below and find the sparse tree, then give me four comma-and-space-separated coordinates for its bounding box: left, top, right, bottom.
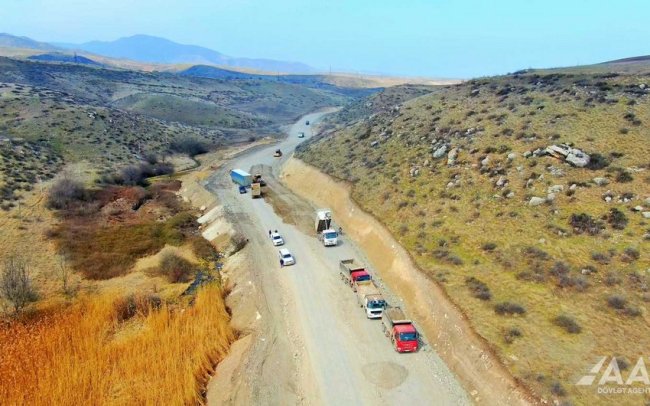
57, 252, 73, 296
1, 255, 37, 314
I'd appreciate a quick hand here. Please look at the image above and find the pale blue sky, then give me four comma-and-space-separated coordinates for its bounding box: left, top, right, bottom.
2, 0, 648, 78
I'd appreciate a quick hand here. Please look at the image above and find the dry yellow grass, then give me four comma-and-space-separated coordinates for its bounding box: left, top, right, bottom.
0, 285, 233, 405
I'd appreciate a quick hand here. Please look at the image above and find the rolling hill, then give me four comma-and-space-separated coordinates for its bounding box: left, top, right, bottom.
0, 33, 59, 51
298, 67, 650, 405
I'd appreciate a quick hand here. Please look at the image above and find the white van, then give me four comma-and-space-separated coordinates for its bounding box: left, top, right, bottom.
279, 248, 295, 266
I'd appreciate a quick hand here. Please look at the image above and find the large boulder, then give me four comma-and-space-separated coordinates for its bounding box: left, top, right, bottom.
565, 149, 590, 167
529, 196, 547, 206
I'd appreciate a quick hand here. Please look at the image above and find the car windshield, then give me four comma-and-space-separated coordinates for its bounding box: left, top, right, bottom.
324, 232, 337, 239
368, 301, 386, 309
282, 254, 292, 259
399, 332, 418, 341
356, 274, 370, 282
273, 236, 282, 240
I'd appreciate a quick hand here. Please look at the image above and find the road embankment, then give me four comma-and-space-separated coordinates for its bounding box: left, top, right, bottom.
281, 157, 536, 406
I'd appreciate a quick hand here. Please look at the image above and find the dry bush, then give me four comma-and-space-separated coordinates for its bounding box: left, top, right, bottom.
553, 314, 582, 334
0, 285, 233, 404
1, 256, 37, 313
158, 253, 198, 283
47, 178, 88, 210
494, 301, 526, 316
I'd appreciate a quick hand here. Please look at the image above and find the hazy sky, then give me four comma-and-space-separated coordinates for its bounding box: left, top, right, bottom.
2, 0, 648, 78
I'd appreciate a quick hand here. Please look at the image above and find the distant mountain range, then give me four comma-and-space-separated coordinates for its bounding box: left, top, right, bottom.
27, 52, 102, 66
0, 33, 59, 51
55, 34, 316, 73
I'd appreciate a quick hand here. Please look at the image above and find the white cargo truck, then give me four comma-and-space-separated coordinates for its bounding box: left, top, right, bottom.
315, 209, 338, 246
356, 281, 387, 319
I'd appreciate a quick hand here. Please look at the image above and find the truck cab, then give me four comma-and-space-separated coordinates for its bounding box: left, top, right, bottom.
320, 229, 338, 246
392, 324, 419, 353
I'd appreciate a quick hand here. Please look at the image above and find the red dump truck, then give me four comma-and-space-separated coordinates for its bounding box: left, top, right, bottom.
382, 307, 419, 353
339, 259, 370, 291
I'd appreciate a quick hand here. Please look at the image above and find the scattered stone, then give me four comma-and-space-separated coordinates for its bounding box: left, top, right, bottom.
605, 196, 612, 203
370, 140, 379, 147
433, 145, 448, 159
593, 177, 609, 186
569, 184, 578, 191
547, 193, 556, 202
496, 176, 507, 187
523, 151, 532, 158
507, 152, 517, 160
548, 185, 564, 194
529, 197, 546, 206
546, 144, 590, 167
446, 181, 454, 188
506, 191, 515, 199
481, 156, 490, 166
643, 212, 650, 219
633, 206, 644, 212
645, 197, 650, 206
581, 268, 593, 276
447, 148, 458, 166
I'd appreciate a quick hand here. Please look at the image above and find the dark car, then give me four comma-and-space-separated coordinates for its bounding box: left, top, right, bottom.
239, 185, 246, 194
305, 120, 310, 125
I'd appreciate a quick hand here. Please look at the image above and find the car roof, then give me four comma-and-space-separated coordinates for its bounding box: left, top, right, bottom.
279, 248, 292, 255
271, 232, 282, 238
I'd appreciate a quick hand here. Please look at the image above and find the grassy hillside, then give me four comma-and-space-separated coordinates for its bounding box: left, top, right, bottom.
298, 69, 650, 405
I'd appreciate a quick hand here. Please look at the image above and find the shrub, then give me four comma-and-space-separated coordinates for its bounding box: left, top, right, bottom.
586, 153, 610, 170
570, 213, 604, 235
159, 253, 197, 283
615, 171, 634, 183
482, 242, 497, 252
1, 256, 38, 313
553, 315, 582, 334
465, 277, 492, 300
607, 208, 628, 230
503, 327, 522, 344
47, 178, 88, 210
231, 234, 248, 254
621, 247, 640, 262
170, 137, 208, 157
607, 295, 627, 310
191, 237, 219, 261
494, 301, 526, 316
551, 381, 567, 396
591, 252, 610, 264
113, 293, 162, 322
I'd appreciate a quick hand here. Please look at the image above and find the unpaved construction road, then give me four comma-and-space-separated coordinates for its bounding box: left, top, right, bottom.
204, 110, 470, 405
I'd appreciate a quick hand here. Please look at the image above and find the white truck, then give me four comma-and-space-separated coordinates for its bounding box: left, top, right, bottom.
315, 209, 338, 247
356, 281, 387, 319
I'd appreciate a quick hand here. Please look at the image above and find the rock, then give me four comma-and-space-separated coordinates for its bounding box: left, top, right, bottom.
581, 268, 592, 276
593, 177, 609, 186
547, 193, 556, 202
433, 145, 448, 159
529, 197, 546, 206
569, 184, 578, 191
525, 179, 535, 188
447, 148, 458, 166
633, 206, 644, 212
640, 84, 647, 90
548, 166, 564, 177
446, 181, 454, 188
565, 149, 590, 167
643, 212, 650, 219
481, 156, 490, 166
199, 205, 206, 212
523, 151, 532, 158
548, 185, 564, 194
423, 159, 430, 167
506, 191, 515, 199
370, 140, 379, 147
605, 196, 612, 203
507, 152, 517, 160
645, 197, 650, 206
496, 176, 506, 187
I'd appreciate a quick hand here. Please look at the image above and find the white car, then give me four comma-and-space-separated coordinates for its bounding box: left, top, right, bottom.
298, 132, 305, 138
271, 232, 285, 246
279, 248, 295, 266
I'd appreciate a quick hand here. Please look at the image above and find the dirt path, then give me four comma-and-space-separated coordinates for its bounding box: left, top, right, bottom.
281, 158, 537, 406
201, 110, 470, 405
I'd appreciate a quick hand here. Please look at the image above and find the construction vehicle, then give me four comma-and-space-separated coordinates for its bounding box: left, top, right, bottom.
339, 259, 370, 291
251, 182, 262, 198
274, 149, 282, 157
252, 173, 266, 186
315, 209, 338, 246
230, 169, 252, 187
382, 307, 419, 353
356, 282, 387, 319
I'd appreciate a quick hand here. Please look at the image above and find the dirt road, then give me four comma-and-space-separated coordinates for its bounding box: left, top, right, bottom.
204, 110, 470, 405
